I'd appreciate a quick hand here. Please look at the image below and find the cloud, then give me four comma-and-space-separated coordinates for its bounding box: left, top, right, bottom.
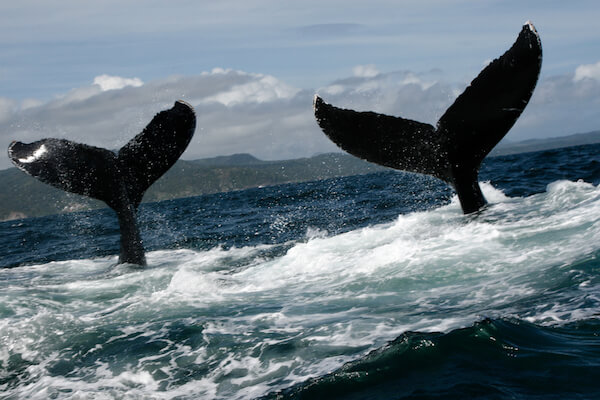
0, 67, 459, 171
2, 64, 600, 171
573, 61, 600, 82
202, 69, 300, 106
514, 69, 600, 137
93, 75, 144, 91
318, 68, 450, 124
0, 70, 335, 169
0, 98, 16, 123
352, 64, 379, 78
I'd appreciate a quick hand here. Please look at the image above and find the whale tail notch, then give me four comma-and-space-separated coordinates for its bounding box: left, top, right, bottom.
8, 100, 196, 265
314, 22, 542, 214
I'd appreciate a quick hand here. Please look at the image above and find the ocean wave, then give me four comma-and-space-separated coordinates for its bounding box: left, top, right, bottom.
263, 317, 600, 400
1, 176, 599, 398
2, 142, 600, 398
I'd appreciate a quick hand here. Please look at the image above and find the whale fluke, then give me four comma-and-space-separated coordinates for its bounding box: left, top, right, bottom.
314, 23, 542, 213
8, 100, 196, 265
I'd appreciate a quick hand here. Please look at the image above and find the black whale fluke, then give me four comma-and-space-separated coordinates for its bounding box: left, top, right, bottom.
314, 22, 542, 214
8, 100, 196, 265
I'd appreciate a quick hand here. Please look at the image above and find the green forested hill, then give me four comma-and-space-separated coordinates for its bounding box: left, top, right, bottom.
0, 153, 385, 220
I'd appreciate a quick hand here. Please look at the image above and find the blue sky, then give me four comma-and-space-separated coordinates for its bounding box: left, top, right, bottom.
1, 1, 600, 169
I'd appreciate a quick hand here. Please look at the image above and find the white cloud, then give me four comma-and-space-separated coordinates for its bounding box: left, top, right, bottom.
203, 72, 300, 106
506, 70, 600, 139
316, 69, 451, 123
45, 75, 145, 108
93, 74, 144, 91
2, 63, 600, 171
54, 86, 102, 105
202, 67, 231, 76
20, 98, 44, 110
321, 84, 345, 96
0, 97, 16, 123
573, 61, 600, 82
352, 64, 379, 78
0, 69, 330, 169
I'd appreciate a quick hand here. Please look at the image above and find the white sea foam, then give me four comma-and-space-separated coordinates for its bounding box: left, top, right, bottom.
2, 180, 600, 398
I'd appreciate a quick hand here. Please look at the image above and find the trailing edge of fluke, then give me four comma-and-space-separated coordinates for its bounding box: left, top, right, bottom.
314, 22, 543, 214
8, 100, 196, 266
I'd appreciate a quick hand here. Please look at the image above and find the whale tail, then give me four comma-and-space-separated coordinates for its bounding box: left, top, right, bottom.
8, 100, 196, 265
314, 22, 542, 214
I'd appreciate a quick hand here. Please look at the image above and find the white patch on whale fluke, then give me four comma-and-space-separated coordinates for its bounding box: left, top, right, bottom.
525, 20, 535, 31
18, 144, 47, 163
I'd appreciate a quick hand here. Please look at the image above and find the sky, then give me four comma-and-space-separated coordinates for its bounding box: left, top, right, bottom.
1, 0, 600, 169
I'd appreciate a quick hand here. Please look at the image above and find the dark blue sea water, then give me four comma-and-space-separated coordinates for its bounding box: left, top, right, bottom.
1, 144, 600, 399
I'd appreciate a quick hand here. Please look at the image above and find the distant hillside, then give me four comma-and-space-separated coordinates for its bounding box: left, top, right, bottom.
189, 153, 266, 167
0, 153, 385, 221
2, 130, 599, 221
492, 130, 600, 156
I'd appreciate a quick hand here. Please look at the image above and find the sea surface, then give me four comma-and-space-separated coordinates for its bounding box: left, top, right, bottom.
1, 144, 600, 399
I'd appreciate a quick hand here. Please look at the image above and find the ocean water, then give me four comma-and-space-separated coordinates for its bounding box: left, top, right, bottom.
1, 144, 599, 399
